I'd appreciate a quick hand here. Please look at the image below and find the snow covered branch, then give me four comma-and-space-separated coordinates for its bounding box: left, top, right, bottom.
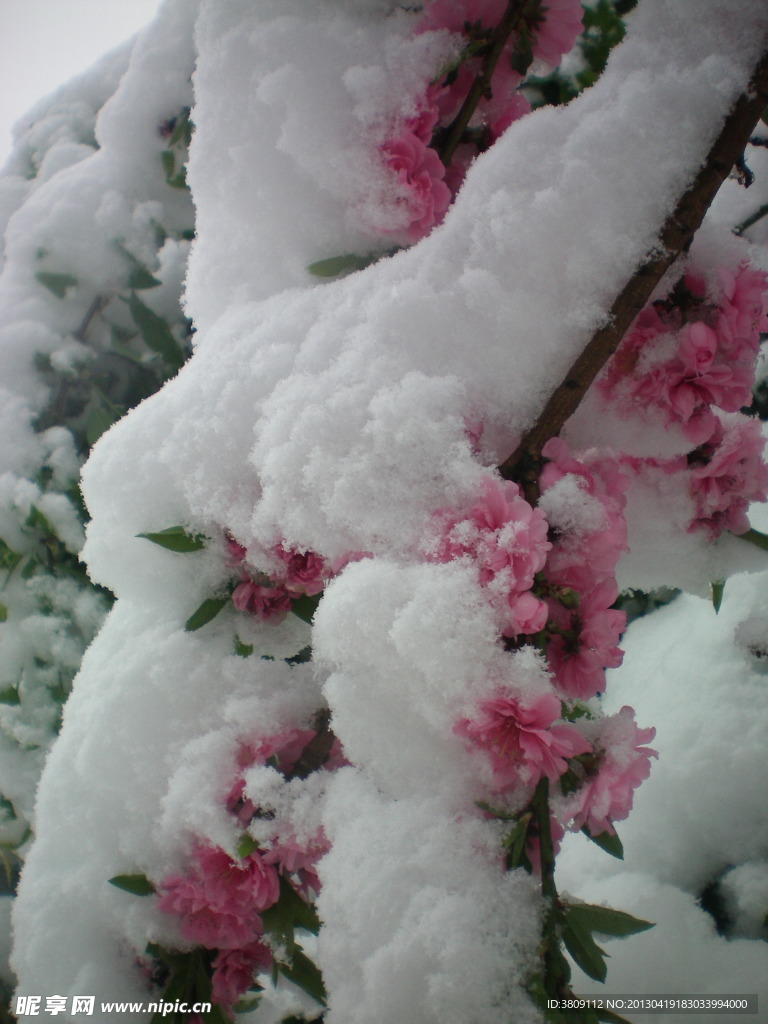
499, 47, 768, 499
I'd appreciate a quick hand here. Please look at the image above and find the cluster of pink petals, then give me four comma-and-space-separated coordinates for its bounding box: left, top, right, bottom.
455, 690, 590, 790
688, 417, 768, 538
432, 475, 551, 635
563, 706, 657, 836
231, 580, 293, 623
264, 828, 331, 897
600, 263, 768, 443
226, 534, 335, 623
156, 844, 279, 951
380, 127, 451, 243
545, 579, 625, 700
539, 440, 628, 699
211, 941, 273, 1011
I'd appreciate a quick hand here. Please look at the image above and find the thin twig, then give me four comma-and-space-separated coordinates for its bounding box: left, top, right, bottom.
498, 48, 768, 501
436, 0, 529, 166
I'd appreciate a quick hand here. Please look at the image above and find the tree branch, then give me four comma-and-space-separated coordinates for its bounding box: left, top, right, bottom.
498, 48, 768, 500
436, 0, 529, 167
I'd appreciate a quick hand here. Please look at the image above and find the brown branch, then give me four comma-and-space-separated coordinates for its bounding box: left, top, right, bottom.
437, 0, 529, 167
498, 48, 768, 501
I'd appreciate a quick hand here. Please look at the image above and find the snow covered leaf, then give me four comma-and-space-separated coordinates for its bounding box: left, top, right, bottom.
562, 912, 608, 983
307, 252, 387, 278
108, 874, 156, 896
566, 902, 654, 939
127, 292, 185, 370
137, 526, 207, 552
582, 826, 624, 859
34, 271, 78, 298
184, 596, 229, 632
277, 946, 327, 1008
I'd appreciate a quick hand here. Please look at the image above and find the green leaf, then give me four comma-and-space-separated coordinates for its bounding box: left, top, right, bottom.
236, 833, 258, 859
86, 391, 123, 446
711, 579, 725, 614
290, 593, 322, 624
185, 596, 229, 632
169, 108, 192, 148
127, 291, 185, 370
234, 637, 254, 658
567, 902, 655, 939
561, 916, 607, 984
0, 796, 17, 822
0, 538, 21, 574
0, 687, 20, 706
307, 252, 385, 278
262, 876, 321, 950
115, 242, 162, 290
502, 814, 533, 870
0, 603, 7, 622
108, 873, 156, 896
582, 826, 624, 859
738, 527, 768, 553
25, 505, 56, 538
35, 271, 78, 297
160, 149, 176, 180
137, 526, 207, 553
278, 946, 327, 1007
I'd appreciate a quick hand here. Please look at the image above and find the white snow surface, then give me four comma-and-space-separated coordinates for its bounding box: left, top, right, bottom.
9, 0, 768, 1021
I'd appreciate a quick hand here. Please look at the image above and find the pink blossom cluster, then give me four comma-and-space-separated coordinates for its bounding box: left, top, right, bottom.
455, 690, 589, 791
378, 91, 452, 244
686, 416, 768, 537
457, 689, 655, 863
561, 705, 658, 837
599, 263, 768, 446
156, 842, 277, 1011
157, 725, 342, 1015
430, 474, 551, 635
599, 260, 768, 539
377, 0, 583, 241
226, 535, 332, 624
539, 439, 628, 700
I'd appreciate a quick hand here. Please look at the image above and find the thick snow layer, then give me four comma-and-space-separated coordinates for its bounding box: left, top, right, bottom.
557, 567, 768, 1019
9, 0, 768, 1020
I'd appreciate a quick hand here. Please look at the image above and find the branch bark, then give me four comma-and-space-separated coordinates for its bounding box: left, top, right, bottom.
436, 0, 529, 167
497, 48, 768, 500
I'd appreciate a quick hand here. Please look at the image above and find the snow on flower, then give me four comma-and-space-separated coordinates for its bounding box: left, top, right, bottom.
561, 705, 657, 836
156, 844, 280, 950
455, 690, 590, 790
599, 262, 768, 443
687, 416, 768, 537
211, 941, 273, 1014
429, 474, 550, 636
379, 123, 452, 243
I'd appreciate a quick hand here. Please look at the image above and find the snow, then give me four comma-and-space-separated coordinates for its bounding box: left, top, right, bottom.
3, 0, 768, 1020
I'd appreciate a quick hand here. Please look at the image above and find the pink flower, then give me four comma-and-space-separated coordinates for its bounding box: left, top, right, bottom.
716, 262, 768, 356
455, 691, 590, 790
564, 706, 657, 836
688, 417, 768, 538
431, 475, 551, 636
546, 579, 626, 700
540, 439, 628, 588
263, 828, 331, 897
380, 129, 451, 242
157, 845, 280, 950
212, 941, 273, 1014
232, 580, 293, 623
273, 544, 328, 597
529, 0, 584, 66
